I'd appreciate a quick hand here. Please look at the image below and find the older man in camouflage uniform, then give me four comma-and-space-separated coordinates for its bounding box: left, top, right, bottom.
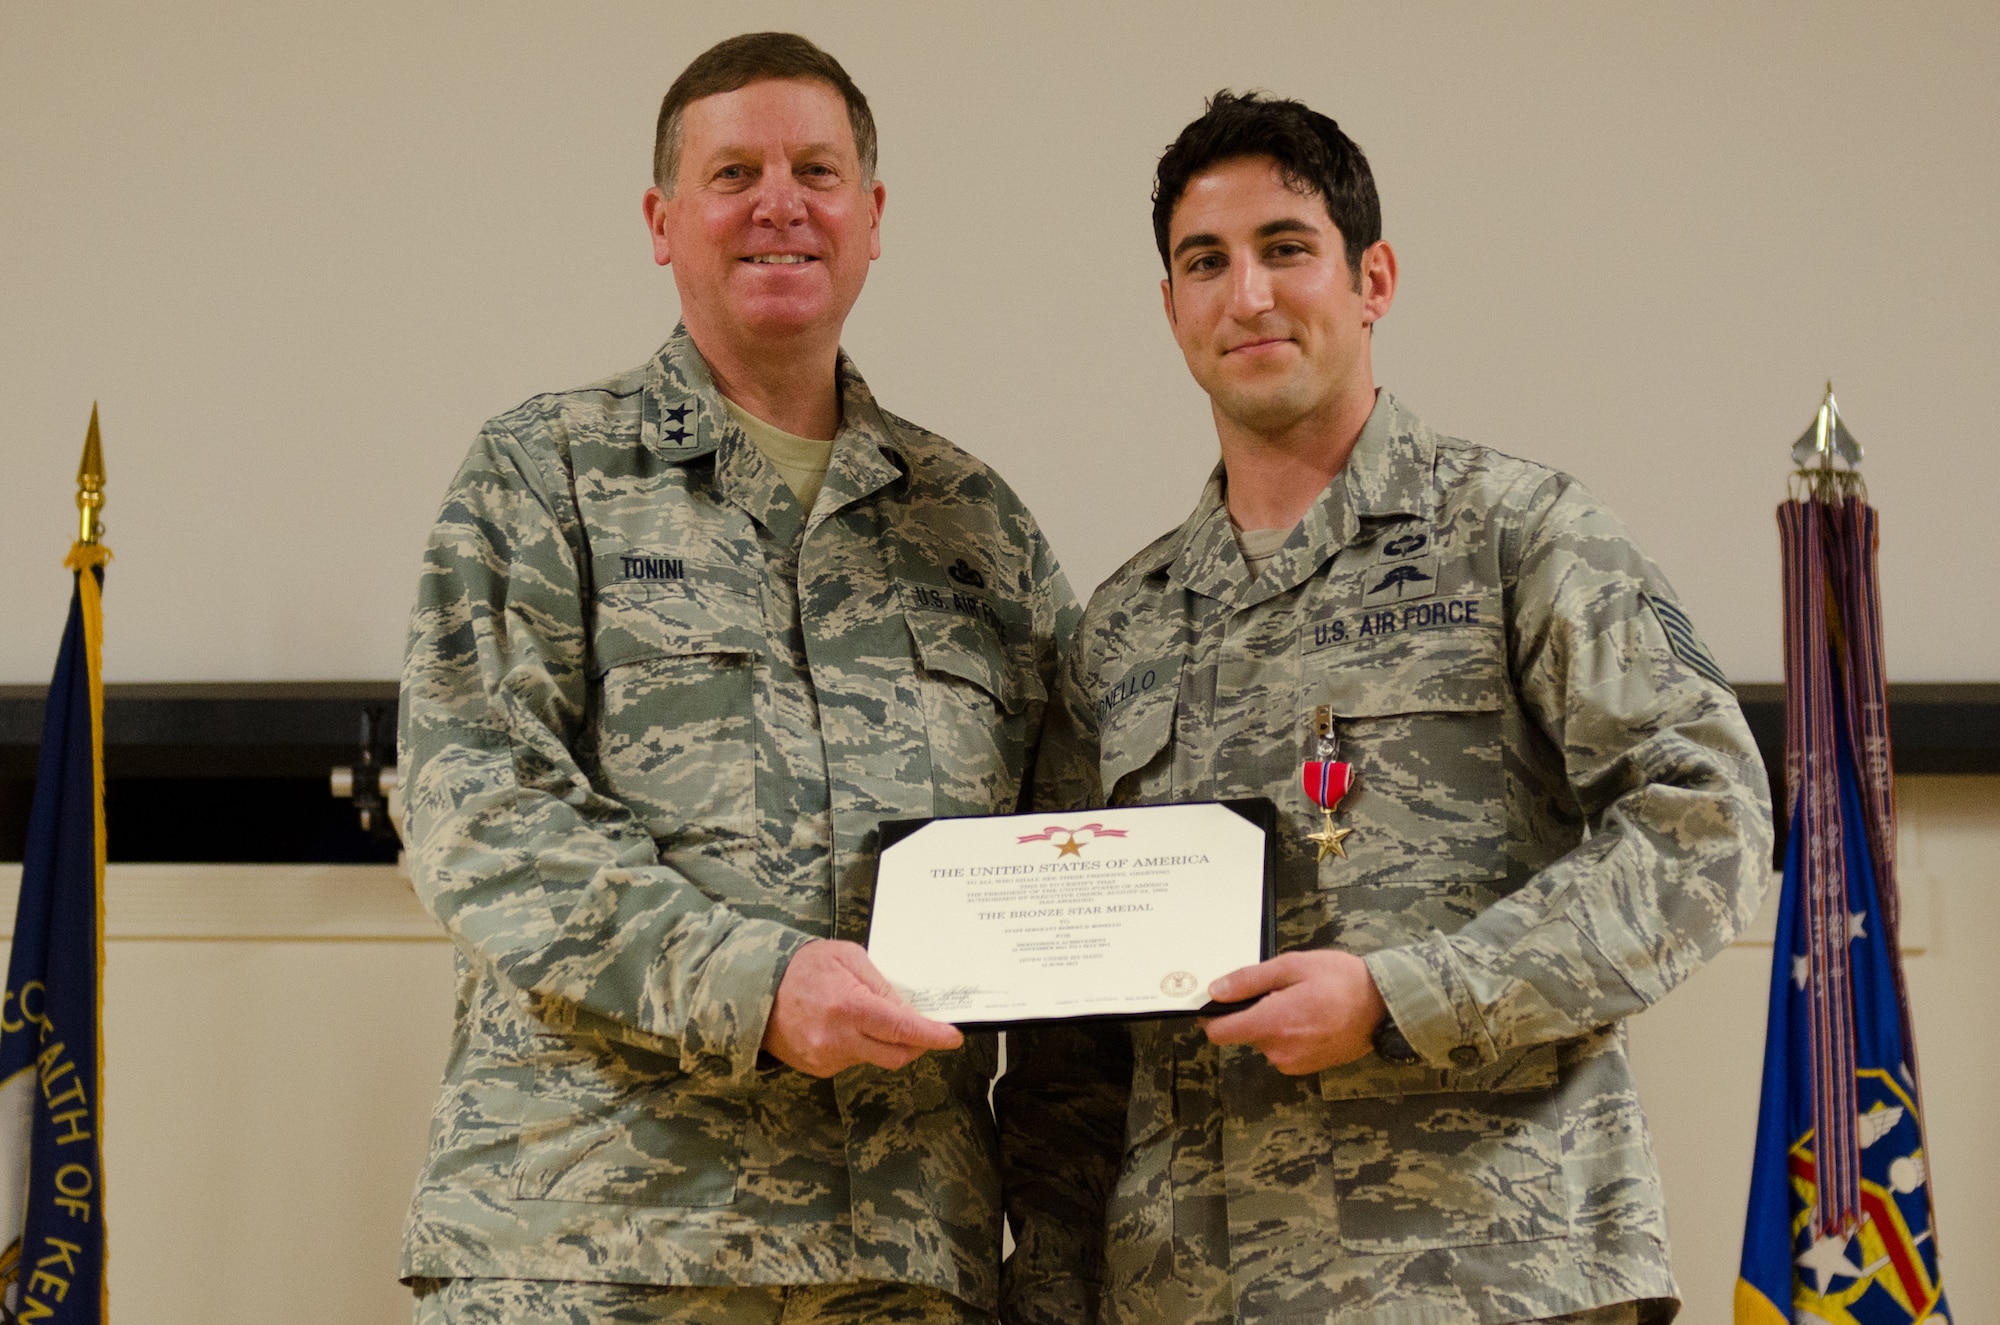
998, 94, 1772, 1325
399, 33, 1075, 1324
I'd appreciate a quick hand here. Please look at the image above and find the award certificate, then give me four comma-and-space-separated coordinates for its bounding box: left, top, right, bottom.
868, 800, 1275, 1027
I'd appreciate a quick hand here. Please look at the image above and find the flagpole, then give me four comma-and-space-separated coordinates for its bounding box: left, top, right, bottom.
66, 406, 112, 1323
72, 410, 110, 1320
64, 408, 112, 1016
0, 407, 114, 1321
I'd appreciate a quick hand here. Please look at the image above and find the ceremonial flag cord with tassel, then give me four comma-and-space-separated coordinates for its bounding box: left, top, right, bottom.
1737, 395, 1947, 1325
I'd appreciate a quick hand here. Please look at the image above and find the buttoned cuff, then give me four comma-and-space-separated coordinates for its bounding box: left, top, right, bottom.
1364, 939, 1499, 1072
680, 916, 816, 1084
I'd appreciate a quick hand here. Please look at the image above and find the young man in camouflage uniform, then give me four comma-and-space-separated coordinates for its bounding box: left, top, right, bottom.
997, 94, 1772, 1325
398, 33, 1075, 1324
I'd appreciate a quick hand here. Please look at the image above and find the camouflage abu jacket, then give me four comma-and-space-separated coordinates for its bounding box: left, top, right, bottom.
399, 329, 1076, 1307
998, 393, 1772, 1325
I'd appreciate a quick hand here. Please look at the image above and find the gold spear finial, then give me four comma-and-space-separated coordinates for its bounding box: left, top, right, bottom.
76, 403, 106, 546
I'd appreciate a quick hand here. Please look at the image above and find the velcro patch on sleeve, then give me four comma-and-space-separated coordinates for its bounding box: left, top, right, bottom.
1644, 593, 1729, 688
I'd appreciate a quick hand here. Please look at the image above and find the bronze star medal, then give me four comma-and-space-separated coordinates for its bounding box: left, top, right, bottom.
1306, 816, 1352, 862
1302, 705, 1356, 862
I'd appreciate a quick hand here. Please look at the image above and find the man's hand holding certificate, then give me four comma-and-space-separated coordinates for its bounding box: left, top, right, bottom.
867, 801, 1275, 1026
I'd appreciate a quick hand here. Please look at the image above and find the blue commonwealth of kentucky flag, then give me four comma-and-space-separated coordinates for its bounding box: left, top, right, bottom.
0, 540, 112, 1323
1739, 432, 1946, 1325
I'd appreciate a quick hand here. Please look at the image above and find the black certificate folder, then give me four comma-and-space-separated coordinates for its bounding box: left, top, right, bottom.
869, 799, 1277, 1029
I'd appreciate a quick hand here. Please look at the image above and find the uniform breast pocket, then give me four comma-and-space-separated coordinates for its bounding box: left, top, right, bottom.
592, 584, 764, 842
906, 610, 1041, 815
1316, 630, 1508, 892
1097, 662, 1180, 807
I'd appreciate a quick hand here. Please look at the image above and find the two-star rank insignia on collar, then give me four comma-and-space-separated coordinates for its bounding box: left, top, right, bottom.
662, 402, 693, 446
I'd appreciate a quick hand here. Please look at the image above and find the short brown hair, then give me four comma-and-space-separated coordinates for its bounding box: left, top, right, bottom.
652, 32, 877, 193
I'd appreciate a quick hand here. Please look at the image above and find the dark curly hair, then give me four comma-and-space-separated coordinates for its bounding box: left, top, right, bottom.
1152, 91, 1380, 286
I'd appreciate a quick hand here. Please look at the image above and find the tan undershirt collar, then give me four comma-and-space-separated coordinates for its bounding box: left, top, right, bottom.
723, 397, 835, 515
1233, 523, 1296, 580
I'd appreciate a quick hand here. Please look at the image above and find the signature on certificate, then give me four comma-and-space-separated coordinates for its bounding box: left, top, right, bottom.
902, 985, 985, 1014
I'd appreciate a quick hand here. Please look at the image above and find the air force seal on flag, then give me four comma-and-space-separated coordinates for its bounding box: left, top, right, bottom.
1779, 1069, 1945, 1324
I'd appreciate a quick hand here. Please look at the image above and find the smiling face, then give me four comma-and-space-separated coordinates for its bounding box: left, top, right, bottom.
643, 77, 885, 358
1162, 155, 1394, 443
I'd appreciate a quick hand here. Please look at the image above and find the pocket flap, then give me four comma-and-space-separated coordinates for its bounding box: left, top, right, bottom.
591, 583, 763, 676
1318, 1040, 1558, 1101
1323, 628, 1506, 719
1099, 711, 1171, 794
905, 611, 1031, 714
1096, 658, 1180, 793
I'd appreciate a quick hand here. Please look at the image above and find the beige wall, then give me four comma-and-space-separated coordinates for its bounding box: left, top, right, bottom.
2, 777, 1993, 1323
3, 4, 1996, 1320
3, 1, 1998, 684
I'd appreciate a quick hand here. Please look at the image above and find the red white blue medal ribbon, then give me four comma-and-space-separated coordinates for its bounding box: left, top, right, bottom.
1301, 760, 1354, 809
1303, 707, 1355, 861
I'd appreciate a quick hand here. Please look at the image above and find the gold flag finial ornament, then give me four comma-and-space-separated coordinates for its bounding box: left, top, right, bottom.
76, 403, 106, 546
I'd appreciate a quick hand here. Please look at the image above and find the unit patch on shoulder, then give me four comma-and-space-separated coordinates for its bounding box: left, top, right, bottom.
1645, 593, 1729, 687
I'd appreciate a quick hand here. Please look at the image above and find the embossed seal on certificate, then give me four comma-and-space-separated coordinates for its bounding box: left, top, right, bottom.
1160, 970, 1198, 997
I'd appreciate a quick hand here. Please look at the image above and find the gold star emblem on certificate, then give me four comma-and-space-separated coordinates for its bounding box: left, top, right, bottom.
1306, 812, 1352, 862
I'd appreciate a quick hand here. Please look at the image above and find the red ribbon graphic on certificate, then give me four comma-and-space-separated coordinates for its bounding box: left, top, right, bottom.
1017, 823, 1130, 857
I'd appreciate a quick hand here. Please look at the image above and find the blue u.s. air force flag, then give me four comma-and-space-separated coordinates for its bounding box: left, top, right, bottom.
0, 546, 111, 1322
1737, 742, 1946, 1325
1743, 438, 1948, 1324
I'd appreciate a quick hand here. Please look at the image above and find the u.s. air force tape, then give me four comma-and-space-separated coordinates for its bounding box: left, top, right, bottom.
1644, 593, 1729, 688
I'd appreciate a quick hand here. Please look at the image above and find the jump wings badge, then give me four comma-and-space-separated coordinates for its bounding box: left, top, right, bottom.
1303, 704, 1355, 862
